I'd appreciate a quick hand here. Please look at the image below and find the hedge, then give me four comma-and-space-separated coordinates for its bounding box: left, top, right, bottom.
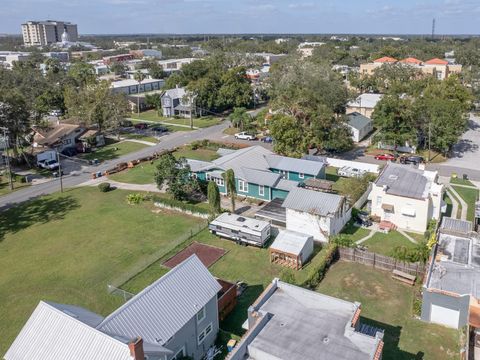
298, 243, 338, 289
152, 195, 210, 215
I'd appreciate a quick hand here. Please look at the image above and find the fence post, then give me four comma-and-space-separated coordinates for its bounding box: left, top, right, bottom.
352, 248, 355, 262
373, 252, 376, 269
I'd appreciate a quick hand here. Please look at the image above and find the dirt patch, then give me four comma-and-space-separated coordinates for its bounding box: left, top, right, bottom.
163, 242, 227, 269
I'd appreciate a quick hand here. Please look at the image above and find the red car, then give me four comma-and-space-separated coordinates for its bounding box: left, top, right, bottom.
134, 122, 148, 130
374, 153, 397, 161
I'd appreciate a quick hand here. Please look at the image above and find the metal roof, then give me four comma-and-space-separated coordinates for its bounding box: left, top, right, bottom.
212, 146, 273, 176
110, 78, 164, 88
440, 217, 473, 235
97, 255, 221, 346
270, 230, 313, 256
265, 154, 325, 175
347, 93, 383, 109
240, 167, 281, 187
162, 86, 186, 99
347, 112, 372, 131
186, 159, 214, 172
282, 187, 344, 217
275, 179, 298, 191
375, 163, 429, 199
4, 302, 133, 360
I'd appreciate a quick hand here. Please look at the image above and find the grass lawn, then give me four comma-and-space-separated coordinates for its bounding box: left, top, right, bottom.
326, 166, 340, 181
80, 139, 149, 162
448, 188, 463, 219
317, 261, 460, 359
120, 133, 158, 144
443, 192, 453, 218
0, 187, 205, 355
450, 177, 475, 187
108, 147, 219, 185
130, 110, 171, 122
340, 221, 371, 242
0, 178, 30, 196
451, 185, 479, 221
419, 149, 447, 163
132, 110, 222, 128
223, 127, 240, 135
361, 231, 416, 257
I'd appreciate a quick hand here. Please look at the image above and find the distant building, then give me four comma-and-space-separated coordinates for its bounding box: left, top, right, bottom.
22, 20, 78, 46
346, 93, 383, 118
129, 49, 162, 59
0, 51, 30, 69
43, 51, 69, 62
228, 278, 384, 360
110, 78, 165, 95
298, 42, 325, 57
103, 54, 135, 65
158, 58, 198, 73
161, 87, 194, 118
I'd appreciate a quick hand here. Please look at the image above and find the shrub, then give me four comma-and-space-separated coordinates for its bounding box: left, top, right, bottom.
331, 234, 356, 248
152, 195, 210, 215
126, 193, 147, 205
300, 243, 338, 289
98, 182, 111, 192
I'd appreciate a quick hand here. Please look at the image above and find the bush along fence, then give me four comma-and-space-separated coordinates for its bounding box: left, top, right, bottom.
107, 220, 208, 296
152, 196, 210, 219
338, 246, 426, 277
298, 243, 338, 289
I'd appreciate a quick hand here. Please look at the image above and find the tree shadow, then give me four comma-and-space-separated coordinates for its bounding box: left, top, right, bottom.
451, 139, 479, 158
0, 194, 80, 241
361, 317, 424, 360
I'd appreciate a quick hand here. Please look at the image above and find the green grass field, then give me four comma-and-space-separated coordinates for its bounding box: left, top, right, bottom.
451, 185, 479, 221
361, 231, 416, 257
450, 177, 475, 187
0, 187, 205, 354
108, 147, 219, 185
340, 221, 371, 242
317, 261, 460, 359
132, 110, 222, 128
120, 133, 159, 144
80, 139, 149, 162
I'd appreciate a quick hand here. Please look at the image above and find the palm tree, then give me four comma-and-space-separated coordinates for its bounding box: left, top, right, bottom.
133, 70, 146, 116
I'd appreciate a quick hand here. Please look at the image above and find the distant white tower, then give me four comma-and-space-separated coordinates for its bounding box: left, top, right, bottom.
61, 29, 70, 44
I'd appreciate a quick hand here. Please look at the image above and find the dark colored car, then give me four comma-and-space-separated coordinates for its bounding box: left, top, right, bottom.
400, 155, 424, 165
261, 136, 273, 143
134, 122, 148, 130
150, 125, 168, 133
61, 147, 77, 157
120, 120, 133, 127
374, 153, 397, 161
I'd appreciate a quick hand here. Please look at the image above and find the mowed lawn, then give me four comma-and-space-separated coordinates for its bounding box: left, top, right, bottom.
108, 147, 219, 185
361, 231, 417, 257
317, 261, 460, 360
81, 139, 149, 162
132, 110, 223, 128
451, 185, 479, 221
0, 187, 205, 354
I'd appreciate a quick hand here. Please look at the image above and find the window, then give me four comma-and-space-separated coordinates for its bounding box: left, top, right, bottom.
258, 185, 265, 196
172, 347, 185, 360
280, 170, 288, 179
376, 196, 382, 206
215, 178, 224, 187
196, 306, 206, 323
238, 180, 248, 193
198, 323, 213, 345
298, 173, 304, 179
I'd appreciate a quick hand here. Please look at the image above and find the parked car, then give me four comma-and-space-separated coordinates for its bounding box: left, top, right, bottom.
134, 122, 148, 130
261, 136, 273, 143
61, 147, 77, 157
120, 120, 133, 127
42, 159, 60, 170
49, 109, 62, 117
234, 132, 256, 141
150, 125, 168, 133
374, 153, 397, 161
399, 155, 424, 165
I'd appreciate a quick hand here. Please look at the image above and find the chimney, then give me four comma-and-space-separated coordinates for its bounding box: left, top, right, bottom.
128, 337, 145, 360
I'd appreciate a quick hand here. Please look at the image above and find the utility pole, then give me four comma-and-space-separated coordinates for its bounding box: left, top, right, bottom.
0, 127, 14, 190
431, 18, 436, 40
190, 95, 195, 130
428, 122, 431, 162
56, 148, 64, 193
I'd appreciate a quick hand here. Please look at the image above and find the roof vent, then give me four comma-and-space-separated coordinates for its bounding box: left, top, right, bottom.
237, 217, 246, 222
323, 336, 330, 344
388, 175, 398, 180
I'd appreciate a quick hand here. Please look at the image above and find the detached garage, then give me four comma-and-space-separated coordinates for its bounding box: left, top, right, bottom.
269, 230, 314, 270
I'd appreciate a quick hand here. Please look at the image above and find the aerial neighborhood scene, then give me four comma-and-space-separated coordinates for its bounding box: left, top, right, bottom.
2, 1, 480, 359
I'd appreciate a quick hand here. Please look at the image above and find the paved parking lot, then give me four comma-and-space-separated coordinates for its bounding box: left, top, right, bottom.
443, 113, 480, 170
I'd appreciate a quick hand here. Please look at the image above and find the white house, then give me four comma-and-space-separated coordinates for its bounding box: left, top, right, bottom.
346, 93, 383, 118
346, 112, 373, 142
369, 163, 444, 233
282, 187, 351, 242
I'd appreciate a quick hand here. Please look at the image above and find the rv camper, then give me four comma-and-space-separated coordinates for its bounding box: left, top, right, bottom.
209, 213, 271, 247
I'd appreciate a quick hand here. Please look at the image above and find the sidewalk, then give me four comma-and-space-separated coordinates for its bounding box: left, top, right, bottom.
447, 185, 468, 220
127, 118, 199, 130
80, 177, 161, 193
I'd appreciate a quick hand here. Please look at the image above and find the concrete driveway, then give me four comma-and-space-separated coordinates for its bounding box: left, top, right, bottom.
443, 113, 480, 170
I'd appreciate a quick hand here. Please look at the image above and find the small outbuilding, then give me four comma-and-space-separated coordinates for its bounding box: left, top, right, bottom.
346, 112, 373, 142
269, 230, 314, 270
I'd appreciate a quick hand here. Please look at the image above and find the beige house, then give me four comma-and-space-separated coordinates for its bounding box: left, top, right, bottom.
369, 163, 444, 233
346, 93, 383, 118
359, 57, 462, 80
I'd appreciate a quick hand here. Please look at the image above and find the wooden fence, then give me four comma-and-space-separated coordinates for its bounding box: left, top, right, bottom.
337, 247, 426, 277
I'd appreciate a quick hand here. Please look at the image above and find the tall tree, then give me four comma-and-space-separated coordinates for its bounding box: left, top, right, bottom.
269, 114, 307, 157
67, 62, 96, 87
133, 70, 146, 116
154, 154, 193, 201
0, 91, 30, 158
207, 181, 221, 215
223, 169, 236, 212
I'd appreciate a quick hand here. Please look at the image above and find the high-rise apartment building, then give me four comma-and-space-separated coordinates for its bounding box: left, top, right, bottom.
21, 21, 78, 46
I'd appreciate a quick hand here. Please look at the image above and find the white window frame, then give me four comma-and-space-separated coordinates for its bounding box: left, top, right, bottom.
298, 172, 304, 179
172, 346, 186, 360
215, 178, 224, 187
198, 322, 213, 345
196, 306, 206, 323
238, 180, 248, 193
376, 196, 382, 206
258, 185, 265, 196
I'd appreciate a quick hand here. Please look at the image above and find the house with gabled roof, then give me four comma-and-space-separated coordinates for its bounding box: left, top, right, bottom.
5, 255, 221, 360
188, 146, 326, 201
346, 112, 373, 142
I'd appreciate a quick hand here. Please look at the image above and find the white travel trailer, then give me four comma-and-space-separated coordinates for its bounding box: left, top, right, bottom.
209, 213, 271, 247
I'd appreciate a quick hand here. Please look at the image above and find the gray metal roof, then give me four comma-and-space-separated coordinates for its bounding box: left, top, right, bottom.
440, 217, 473, 235
240, 167, 281, 187
162, 86, 186, 99
347, 112, 373, 131
45, 301, 104, 328
186, 159, 214, 172
375, 163, 429, 199
212, 146, 273, 176
97, 255, 221, 346
275, 179, 298, 191
347, 93, 383, 109
282, 187, 344, 217
265, 154, 325, 175
4, 302, 133, 360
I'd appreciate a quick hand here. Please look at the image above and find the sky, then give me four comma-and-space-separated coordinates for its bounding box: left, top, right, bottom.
0, 0, 479, 35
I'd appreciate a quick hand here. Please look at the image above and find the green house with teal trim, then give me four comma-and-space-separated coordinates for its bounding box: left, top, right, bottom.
187, 146, 326, 201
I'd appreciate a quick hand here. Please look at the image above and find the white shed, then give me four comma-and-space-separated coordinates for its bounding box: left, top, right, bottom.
269, 230, 314, 270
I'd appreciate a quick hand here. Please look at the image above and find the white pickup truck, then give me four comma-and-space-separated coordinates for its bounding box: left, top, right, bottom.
234, 132, 256, 141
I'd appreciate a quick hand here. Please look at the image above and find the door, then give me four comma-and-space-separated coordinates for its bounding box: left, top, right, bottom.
430, 304, 460, 328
